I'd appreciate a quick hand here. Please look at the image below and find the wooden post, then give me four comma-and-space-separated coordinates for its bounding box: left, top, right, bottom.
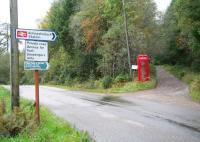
122, 0, 132, 79
10, 0, 19, 110
34, 70, 40, 123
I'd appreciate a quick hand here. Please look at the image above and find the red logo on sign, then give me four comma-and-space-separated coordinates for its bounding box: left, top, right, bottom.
17, 31, 28, 38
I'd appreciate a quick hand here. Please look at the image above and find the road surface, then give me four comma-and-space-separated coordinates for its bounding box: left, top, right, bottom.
3, 67, 200, 142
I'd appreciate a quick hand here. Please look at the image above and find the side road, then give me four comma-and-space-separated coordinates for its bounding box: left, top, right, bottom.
3, 67, 200, 142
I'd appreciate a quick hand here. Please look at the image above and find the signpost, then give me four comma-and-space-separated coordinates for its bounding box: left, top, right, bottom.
25, 41, 48, 62
24, 61, 49, 70
16, 29, 57, 41
16, 28, 57, 123
132, 65, 138, 70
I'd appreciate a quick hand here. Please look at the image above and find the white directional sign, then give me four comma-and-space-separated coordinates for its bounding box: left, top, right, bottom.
24, 61, 49, 70
25, 41, 48, 62
16, 29, 57, 41
132, 65, 138, 70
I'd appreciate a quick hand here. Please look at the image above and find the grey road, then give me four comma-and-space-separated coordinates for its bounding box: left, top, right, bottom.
4, 67, 200, 142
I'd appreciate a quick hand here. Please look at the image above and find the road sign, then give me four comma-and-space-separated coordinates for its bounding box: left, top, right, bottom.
16, 29, 57, 41
132, 65, 138, 70
18, 28, 57, 124
25, 40, 48, 62
24, 61, 49, 70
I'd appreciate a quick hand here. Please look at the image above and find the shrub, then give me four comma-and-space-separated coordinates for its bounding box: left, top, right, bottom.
64, 76, 74, 86
191, 76, 200, 92
149, 64, 156, 77
102, 76, 112, 89
114, 74, 129, 83
191, 59, 200, 72
88, 71, 96, 89
190, 76, 200, 102
0, 100, 36, 137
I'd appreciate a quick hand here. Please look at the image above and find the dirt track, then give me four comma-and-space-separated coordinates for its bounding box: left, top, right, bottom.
123, 66, 196, 106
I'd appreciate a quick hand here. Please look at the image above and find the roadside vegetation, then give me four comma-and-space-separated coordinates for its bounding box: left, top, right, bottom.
164, 65, 200, 103
49, 64, 156, 93
0, 87, 93, 142
51, 78, 156, 94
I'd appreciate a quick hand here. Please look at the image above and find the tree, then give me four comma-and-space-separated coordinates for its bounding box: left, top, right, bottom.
98, 0, 157, 77
39, 0, 158, 84
0, 53, 10, 84
157, 0, 200, 71
0, 23, 9, 55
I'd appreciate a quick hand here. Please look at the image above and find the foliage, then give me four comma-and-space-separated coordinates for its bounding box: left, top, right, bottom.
191, 76, 200, 102
114, 74, 130, 83
102, 75, 112, 89
109, 79, 156, 93
49, 78, 156, 93
191, 76, 200, 92
0, 24, 8, 55
47, 64, 157, 93
98, 0, 157, 77
157, 0, 200, 72
38, 0, 158, 84
40, 0, 78, 52
0, 53, 10, 84
0, 106, 35, 137
0, 87, 35, 137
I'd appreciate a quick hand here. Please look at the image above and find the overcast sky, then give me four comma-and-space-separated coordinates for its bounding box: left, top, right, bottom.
0, 0, 172, 29
154, 0, 171, 12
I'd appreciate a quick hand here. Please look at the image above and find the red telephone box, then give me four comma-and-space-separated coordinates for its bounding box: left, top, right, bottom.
137, 55, 149, 81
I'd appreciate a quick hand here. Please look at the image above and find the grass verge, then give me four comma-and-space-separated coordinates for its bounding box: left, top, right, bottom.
47, 65, 157, 94
49, 79, 156, 94
164, 65, 200, 103
0, 86, 93, 142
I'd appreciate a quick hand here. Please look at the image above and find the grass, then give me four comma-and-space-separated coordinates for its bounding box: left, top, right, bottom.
0, 86, 93, 142
164, 65, 200, 103
50, 79, 156, 94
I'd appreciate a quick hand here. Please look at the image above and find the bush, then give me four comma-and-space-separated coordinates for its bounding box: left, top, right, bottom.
179, 71, 185, 79
149, 64, 156, 77
114, 74, 129, 83
0, 54, 10, 84
191, 76, 200, 92
64, 75, 74, 86
102, 76, 112, 89
191, 76, 200, 102
88, 71, 96, 89
191, 59, 200, 72
0, 100, 35, 137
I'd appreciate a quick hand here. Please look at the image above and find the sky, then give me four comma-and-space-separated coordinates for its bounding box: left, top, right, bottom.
0, 0, 54, 28
0, 0, 172, 29
154, 0, 172, 12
